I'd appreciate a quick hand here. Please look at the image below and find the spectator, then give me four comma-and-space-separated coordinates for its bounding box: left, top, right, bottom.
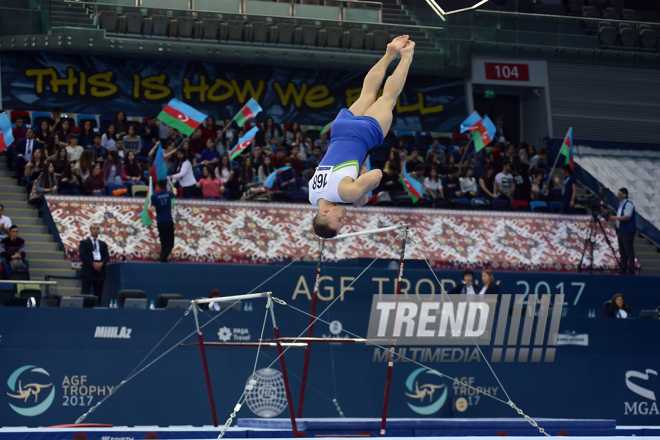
530, 170, 547, 201
171, 148, 197, 198
272, 146, 288, 168
76, 150, 95, 182
264, 117, 281, 148
0, 205, 11, 240
257, 155, 275, 186
423, 167, 444, 203
277, 159, 299, 191
377, 163, 403, 196
24, 148, 46, 184
405, 148, 424, 173
90, 133, 108, 164
518, 141, 531, 167
426, 138, 445, 162
148, 179, 176, 263
85, 163, 107, 195
181, 140, 197, 166
478, 270, 500, 300
285, 121, 302, 147
314, 132, 329, 153
478, 164, 497, 200
223, 119, 236, 145
215, 128, 228, 155
459, 166, 478, 199
78, 120, 95, 149
554, 164, 576, 214
410, 163, 425, 185
494, 115, 510, 144
50, 147, 69, 178
101, 124, 118, 151
141, 116, 160, 147
449, 269, 476, 295
157, 119, 169, 144
384, 149, 401, 174
425, 151, 444, 177
225, 167, 244, 200
288, 145, 304, 174
473, 146, 488, 180
440, 154, 457, 175
54, 120, 72, 149
115, 138, 125, 159
6, 116, 26, 171
606, 293, 632, 318
202, 116, 216, 140
531, 147, 549, 173
442, 166, 462, 199
512, 156, 531, 202
216, 154, 232, 184
489, 147, 503, 174
394, 138, 408, 161
305, 146, 323, 170
44, 133, 60, 161
35, 120, 51, 144
611, 188, 636, 275
113, 110, 128, 137
49, 107, 62, 133
504, 144, 516, 162
196, 164, 225, 200
123, 124, 143, 156
65, 133, 83, 162
79, 224, 110, 301
452, 140, 470, 165
103, 150, 124, 187
190, 127, 206, 159
59, 162, 83, 196
199, 138, 221, 168
495, 160, 515, 201
240, 156, 257, 191
293, 132, 311, 160
14, 128, 43, 182
123, 151, 144, 193
1, 225, 28, 276
252, 144, 265, 171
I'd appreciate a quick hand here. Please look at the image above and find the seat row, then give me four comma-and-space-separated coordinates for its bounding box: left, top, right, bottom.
598, 21, 658, 49
97, 10, 390, 50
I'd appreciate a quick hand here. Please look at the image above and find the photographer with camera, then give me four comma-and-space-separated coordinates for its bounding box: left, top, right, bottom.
610, 188, 636, 275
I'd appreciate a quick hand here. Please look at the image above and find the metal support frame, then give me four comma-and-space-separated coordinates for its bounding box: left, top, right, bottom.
192, 304, 219, 427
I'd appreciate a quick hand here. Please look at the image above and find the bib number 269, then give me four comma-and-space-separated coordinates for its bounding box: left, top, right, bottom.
312, 173, 329, 191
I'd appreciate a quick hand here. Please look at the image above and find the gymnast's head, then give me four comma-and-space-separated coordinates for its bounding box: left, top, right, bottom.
313, 202, 347, 239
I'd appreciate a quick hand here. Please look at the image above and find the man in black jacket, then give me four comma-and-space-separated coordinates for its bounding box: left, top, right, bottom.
14, 128, 43, 181
79, 224, 110, 302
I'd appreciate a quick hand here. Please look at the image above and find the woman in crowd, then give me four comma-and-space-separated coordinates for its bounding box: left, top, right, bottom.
122, 151, 144, 193
24, 148, 46, 183
285, 121, 302, 147
36, 120, 51, 144
478, 164, 497, 200
171, 148, 197, 198
459, 166, 478, 199
530, 170, 547, 201
292, 131, 310, 161
59, 162, 83, 196
54, 120, 72, 149
257, 154, 275, 186
215, 154, 232, 185
202, 116, 216, 140
113, 110, 128, 137
84, 163, 107, 195
199, 138, 221, 168
30, 161, 58, 207
75, 149, 95, 182
65, 133, 83, 162
384, 149, 401, 174
440, 153, 457, 175
606, 293, 632, 318
78, 120, 96, 149
50, 147, 69, 178
276, 158, 298, 191
478, 270, 500, 301
103, 150, 124, 187
122, 124, 143, 156
239, 156, 257, 191
196, 164, 225, 200
423, 167, 444, 203
225, 167, 244, 200
264, 117, 281, 149
101, 124, 118, 151
214, 128, 228, 155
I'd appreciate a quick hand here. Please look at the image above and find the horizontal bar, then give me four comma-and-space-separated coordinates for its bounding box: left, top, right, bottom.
181, 342, 307, 347
192, 292, 271, 305
1, 280, 58, 285
265, 338, 395, 344
329, 225, 406, 241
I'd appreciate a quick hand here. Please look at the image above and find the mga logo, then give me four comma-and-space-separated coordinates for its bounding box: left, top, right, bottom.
405, 367, 447, 415
6, 365, 55, 416
624, 369, 659, 416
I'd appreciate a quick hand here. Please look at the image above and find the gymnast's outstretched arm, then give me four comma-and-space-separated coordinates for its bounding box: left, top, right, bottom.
338, 169, 383, 203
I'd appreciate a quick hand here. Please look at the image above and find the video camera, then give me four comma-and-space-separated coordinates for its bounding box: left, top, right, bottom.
576, 187, 612, 219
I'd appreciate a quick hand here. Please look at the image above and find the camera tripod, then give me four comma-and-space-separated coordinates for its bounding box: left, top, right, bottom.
577, 211, 620, 273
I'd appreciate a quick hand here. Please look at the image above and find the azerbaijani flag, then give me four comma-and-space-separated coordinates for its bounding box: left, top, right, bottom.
399, 165, 423, 203
263, 166, 291, 189
229, 126, 259, 160
460, 111, 481, 133
320, 121, 332, 135
149, 145, 168, 182
470, 115, 496, 152
234, 98, 262, 128
0, 112, 15, 153
140, 177, 154, 227
157, 99, 207, 136
559, 127, 574, 170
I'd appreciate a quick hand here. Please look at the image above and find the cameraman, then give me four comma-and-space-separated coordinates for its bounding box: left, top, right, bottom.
610, 188, 636, 275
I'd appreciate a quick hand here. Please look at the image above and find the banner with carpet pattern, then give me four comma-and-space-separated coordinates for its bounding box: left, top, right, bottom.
46, 196, 628, 273
48, 196, 618, 272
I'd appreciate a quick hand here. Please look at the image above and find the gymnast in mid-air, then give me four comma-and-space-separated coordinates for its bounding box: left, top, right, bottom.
309, 35, 415, 239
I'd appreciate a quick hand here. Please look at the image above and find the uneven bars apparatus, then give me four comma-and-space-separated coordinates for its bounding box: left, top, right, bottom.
296, 224, 409, 438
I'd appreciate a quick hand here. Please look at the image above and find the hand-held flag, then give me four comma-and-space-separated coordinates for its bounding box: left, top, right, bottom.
229, 127, 259, 160
157, 99, 207, 136
0, 112, 15, 153
400, 165, 423, 203
234, 98, 263, 128
559, 128, 574, 170
140, 176, 154, 227
263, 166, 291, 189
460, 111, 482, 133
471, 115, 496, 152
149, 145, 168, 182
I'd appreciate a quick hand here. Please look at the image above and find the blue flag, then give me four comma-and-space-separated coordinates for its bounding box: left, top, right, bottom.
460, 110, 482, 133
263, 166, 291, 189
